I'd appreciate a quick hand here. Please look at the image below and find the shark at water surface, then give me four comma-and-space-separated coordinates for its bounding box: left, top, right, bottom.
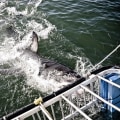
0, 31, 81, 92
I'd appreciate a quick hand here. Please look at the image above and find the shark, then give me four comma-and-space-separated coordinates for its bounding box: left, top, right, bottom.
0, 31, 81, 91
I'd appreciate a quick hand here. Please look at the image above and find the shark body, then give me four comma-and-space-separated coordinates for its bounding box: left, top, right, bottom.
0, 31, 81, 91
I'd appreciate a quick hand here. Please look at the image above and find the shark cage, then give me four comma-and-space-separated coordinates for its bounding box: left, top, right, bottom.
1, 65, 120, 120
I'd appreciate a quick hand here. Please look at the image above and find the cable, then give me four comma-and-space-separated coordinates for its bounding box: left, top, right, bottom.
92, 44, 120, 71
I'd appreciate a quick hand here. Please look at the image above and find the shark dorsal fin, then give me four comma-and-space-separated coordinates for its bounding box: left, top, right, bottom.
30, 31, 39, 53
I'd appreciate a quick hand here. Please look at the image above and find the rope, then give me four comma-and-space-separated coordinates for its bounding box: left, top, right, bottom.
34, 97, 43, 105
92, 44, 120, 71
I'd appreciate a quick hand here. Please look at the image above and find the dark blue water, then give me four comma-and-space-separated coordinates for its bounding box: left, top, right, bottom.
0, 0, 120, 119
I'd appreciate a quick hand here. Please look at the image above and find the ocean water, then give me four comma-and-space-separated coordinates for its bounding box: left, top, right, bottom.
0, 0, 120, 119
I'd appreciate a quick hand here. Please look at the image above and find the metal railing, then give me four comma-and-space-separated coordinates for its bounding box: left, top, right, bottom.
1, 67, 120, 120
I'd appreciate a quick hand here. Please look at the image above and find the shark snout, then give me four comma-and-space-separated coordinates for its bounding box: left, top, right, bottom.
29, 31, 39, 53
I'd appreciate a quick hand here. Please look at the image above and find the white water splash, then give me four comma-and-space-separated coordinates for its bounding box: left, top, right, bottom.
6, 0, 42, 17
75, 57, 93, 77
68, 54, 94, 77
14, 32, 33, 51
26, 19, 56, 39
26, 69, 77, 93
24, 53, 95, 93
0, 31, 94, 93
28, 0, 42, 8
0, 37, 17, 64
0, 30, 74, 93
0, 2, 5, 9
0, 0, 6, 12
0, 0, 95, 94
7, 7, 28, 16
